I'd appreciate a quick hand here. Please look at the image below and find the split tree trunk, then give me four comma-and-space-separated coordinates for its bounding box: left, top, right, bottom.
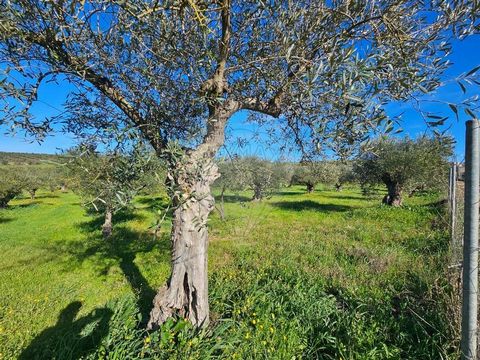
147, 158, 219, 329
102, 209, 113, 239
29, 189, 36, 200
382, 181, 403, 206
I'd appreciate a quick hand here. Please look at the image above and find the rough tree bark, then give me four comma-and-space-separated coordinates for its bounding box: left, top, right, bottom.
146, 85, 241, 328
382, 178, 403, 206
0, 192, 17, 208
335, 183, 343, 192
102, 208, 113, 239
147, 157, 219, 329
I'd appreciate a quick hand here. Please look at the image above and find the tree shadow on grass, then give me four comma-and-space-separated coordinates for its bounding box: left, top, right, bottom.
19, 301, 112, 360
32, 194, 60, 199
0, 217, 13, 224
214, 194, 252, 203
40, 208, 169, 326
324, 194, 369, 201
271, 200, 353, 212
274, 190, 307, 196
9, 201, 42, 209
78, 209, 147, 233
70, 210, 168, 324
136, 196, 169, 211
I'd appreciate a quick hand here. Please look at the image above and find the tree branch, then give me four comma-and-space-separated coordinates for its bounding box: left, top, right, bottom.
201, 0, 231, 97
25, 31, 164, 151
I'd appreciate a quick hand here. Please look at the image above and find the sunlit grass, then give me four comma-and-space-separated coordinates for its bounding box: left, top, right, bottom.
0, 186, 456, 359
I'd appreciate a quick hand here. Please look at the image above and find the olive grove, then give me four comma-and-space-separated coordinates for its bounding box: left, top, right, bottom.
1, 0, 479, 328
216, 156, 288, 202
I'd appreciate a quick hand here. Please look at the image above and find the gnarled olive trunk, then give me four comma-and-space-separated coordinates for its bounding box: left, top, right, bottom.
382, 180, 403, 206
102, 209, 113, 239
147, 158, 219, 329
147, 98, 238, 329
0, 191, 18, 208
252, 185, 263, 201
306, 182, 315, 193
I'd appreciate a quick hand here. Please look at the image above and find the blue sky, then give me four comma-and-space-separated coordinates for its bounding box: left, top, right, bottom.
0, 36, 479, 161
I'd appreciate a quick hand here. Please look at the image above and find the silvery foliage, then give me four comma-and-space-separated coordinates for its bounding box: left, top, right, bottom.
353, 135, 454, 195
66, 141, 157, 213
0, 0, 479, 158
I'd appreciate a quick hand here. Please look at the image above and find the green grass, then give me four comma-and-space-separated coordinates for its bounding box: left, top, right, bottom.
0, 186, 458, 359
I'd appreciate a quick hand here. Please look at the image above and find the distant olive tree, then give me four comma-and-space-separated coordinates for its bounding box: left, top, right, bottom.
22, 166, 57, 199
2, 0, 478, 328
216, 157, 285, 202
67, 143, 156, 238
44, 166, 68, 192
334, 162, 355, 191
292, 161, 344, 193
0, 167, 24, 208
354, 136, 453, 206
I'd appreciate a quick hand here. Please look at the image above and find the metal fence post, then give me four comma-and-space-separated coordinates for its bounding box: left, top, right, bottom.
451, 162, 457, 247
461, 119, 480, 360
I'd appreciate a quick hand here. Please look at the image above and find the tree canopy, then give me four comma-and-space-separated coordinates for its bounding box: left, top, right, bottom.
2, 1, 479, 152
66, 142, 157, 237
353, 135, 453, 206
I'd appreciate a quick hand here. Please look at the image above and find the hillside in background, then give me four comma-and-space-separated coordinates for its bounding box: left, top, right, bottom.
0, 152, 65, 165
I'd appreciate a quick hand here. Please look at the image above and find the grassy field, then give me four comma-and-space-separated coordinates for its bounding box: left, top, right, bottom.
0, 186, 458, 359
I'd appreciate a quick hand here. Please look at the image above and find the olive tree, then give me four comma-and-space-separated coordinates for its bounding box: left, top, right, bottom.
0, 167, 24, 208
67, 143, 156, 238
353, 136, 453, 206
44, 166, 67, 192
242, 157, 284, 201
22, 166, 57, 199
334, 162, 355, 191
216, 157, 284, 202
1, 0, 479, 328
292, 161, 343, 193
